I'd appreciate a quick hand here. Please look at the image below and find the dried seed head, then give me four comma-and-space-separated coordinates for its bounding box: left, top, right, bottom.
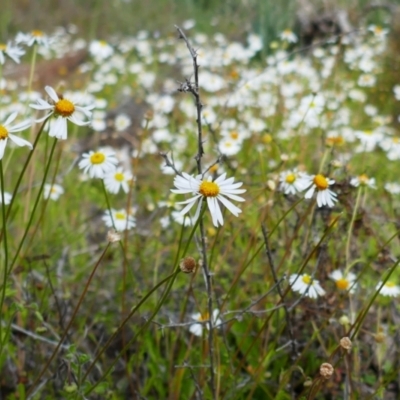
374, 331, 386, 344
180, 257, 197, 274
320, 363, 334, 379
340, 337, 352, 351
107, 229, 121, 243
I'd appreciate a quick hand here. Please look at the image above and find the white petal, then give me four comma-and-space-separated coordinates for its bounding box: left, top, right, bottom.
8, 134, 33, 149
218, 195, 242, 216
4, 112, 18, 127
45, 86, 59, 102
0, 139, 7, 159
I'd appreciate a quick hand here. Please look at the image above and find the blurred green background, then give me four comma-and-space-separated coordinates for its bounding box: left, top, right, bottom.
1, 0, 391, 44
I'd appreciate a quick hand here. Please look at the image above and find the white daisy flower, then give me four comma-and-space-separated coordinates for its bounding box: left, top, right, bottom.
103, 168, 133, 194
114, 114, 131, 132
15, 30, 51, 47
78, 148, 118, 179
280, 29, 298, 43
102, 209, 136, 232
0, 113, 32, 159
384, 182, 400, 195
279, 169, 310, 195
89, 40, 114, 60
189, 309, 222, 337
376, 281, 400, 298
350, 174, 376, 189
329, 270, 357, 293
30, 86, 94, 140
171, 172, 246, 227
304, 174, 338, 208
43, 184, 64, 201
0, 42, 25, 64
289, 273, 325, 299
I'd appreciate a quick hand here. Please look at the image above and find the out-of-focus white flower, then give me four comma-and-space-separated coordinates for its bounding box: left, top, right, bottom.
329, 270, 357, 293
89, 40, 114, 60
16, 30, 51, 47
102, 208, 136, 231
279, 169, 310, 195
350, 174, 376, 189
376, 281, 400, 297
78, 148, 118, 178
0, 42, 25, 64
280, 29, 298, 43
103, 168, 133, 194
289, 274, 326, 299
189, 309, 222, 336
44, 184, 64, 201
114, 114, 131, 132
0, 113, 32, 159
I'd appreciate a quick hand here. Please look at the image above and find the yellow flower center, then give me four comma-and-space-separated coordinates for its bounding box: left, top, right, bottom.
199, 181, 220, 197
0, 44, 6, 51
114, 172, 124, 182
209, 164, 218, 173
230, 131, 239, 140
115, 212, 126, 220
99, 40, 108, 47
54, 98, 75, 117
198, 312, 210, 322
326, 136, 344, 147
314, 174, 329, 190
301, 274, 312, 284
374, 26, 382, 34
32, 30, 44, 37
385, 281, 395, 288
0, 125, 9, 140
358, 174, 369, 185
285, 173, 296, 184
336, 278, 349, 290
262, 134, 272, 144
90, 152, 106, 165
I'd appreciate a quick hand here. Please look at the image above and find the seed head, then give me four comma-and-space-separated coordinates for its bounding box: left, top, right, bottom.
319, 363, 334, 379
180, 257, 197, 274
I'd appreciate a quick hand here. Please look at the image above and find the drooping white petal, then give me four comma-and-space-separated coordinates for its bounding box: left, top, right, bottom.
8, 133, 33, 149
45, 86, 59, 102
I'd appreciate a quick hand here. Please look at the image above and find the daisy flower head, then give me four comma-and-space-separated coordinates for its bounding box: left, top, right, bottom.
16, 30, 51, 47
280, 29, 298, 43
0, 42, 25, 64
0, 113, 32, 160
329, 270, 357, 293
78, 148, 118, 179
304, 174, 338, 208
103, 167, 133, 194
189, 309, 222, 337
289, 273, 326, 299
376, 281, 400, 297
43, 183, 64, 201
171, 172, 246, 227
30, 86, 94, 140
102, 209, 136, 232
350, 174, 376, 189
279, 169, 310, 195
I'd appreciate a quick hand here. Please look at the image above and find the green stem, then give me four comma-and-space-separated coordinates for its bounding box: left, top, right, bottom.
345, 186, 362, 275
0, 161, 9, 356
8, 138, 57, 272
26, 242, 111, 397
